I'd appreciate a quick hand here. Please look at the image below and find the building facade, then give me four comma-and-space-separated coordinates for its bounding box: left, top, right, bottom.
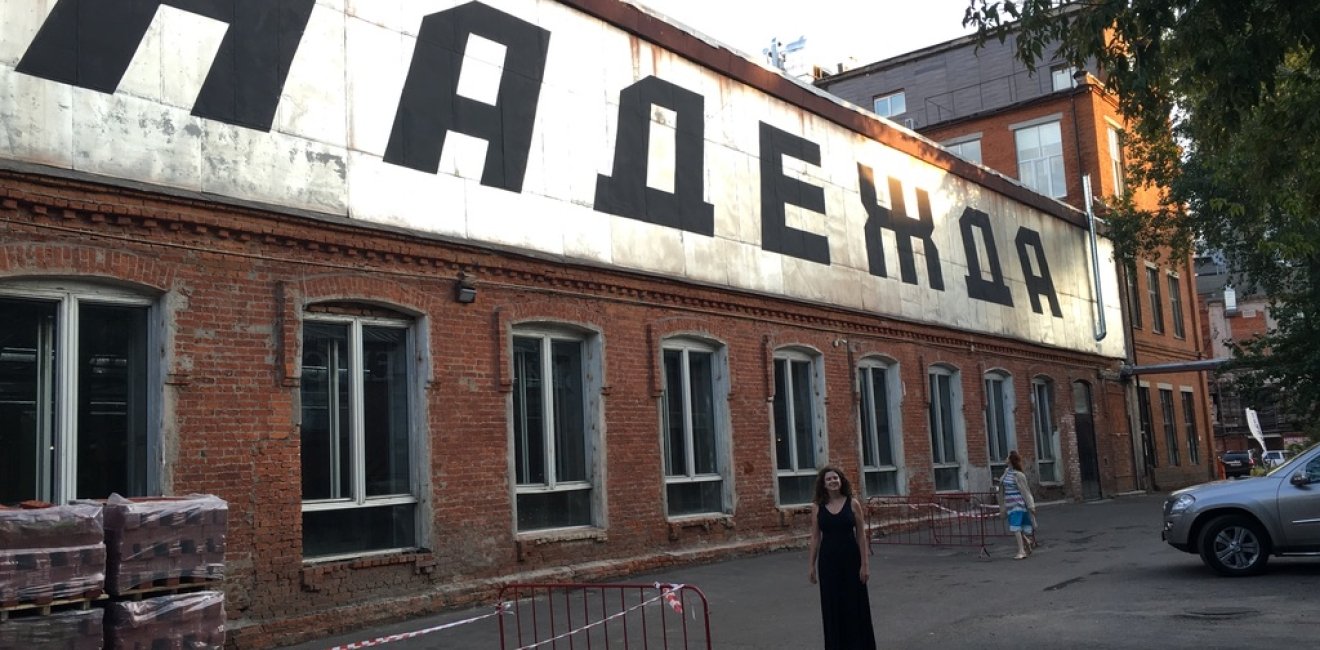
3, 1, 1127, 646
817, 28, 1217, 492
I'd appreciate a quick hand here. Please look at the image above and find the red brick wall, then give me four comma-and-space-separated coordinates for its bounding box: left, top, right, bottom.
1, 171, 1124, 647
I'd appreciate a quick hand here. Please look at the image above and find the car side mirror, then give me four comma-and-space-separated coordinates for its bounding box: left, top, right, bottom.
1290, 472, 1311, 487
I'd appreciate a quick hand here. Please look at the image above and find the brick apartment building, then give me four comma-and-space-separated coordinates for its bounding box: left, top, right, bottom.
817, 29, 1218, 493
3, 1, 1133, 646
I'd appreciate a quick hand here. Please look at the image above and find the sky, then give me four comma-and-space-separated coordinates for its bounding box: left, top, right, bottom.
631, 0, 978, 72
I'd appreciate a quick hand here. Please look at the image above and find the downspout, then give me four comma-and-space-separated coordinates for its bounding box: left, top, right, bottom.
1083, 175, 1107, 341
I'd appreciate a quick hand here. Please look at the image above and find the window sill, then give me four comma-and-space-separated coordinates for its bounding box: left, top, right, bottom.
666, 514, 734, 540
300, 550, 436, 592
777, 504, 813, 527
515, 527, 607, 562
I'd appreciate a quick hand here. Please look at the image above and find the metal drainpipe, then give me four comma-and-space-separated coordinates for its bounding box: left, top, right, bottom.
1083, 175, 1107, 341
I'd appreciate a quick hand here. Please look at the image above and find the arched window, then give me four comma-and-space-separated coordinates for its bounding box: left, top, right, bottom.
858, 357, 902, 496
1032, 376, 1060, 482
660, 336, 731, 516
984, 369, 1016, 480
0, 281, 158, 504
300, 305, 421, 558
773, 347, 826, 505
929, 364, 966, 492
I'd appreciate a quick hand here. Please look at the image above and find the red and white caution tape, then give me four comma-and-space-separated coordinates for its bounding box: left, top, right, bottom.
326, 602, 511, 650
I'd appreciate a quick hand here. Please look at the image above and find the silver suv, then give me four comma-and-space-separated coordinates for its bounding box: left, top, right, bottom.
1162, 442, 1320, 576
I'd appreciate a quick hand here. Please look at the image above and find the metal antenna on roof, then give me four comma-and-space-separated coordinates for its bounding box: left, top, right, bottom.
763, 35, 806, 71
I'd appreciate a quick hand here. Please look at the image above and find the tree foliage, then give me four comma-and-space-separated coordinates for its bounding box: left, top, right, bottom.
963, 0, 1320, 432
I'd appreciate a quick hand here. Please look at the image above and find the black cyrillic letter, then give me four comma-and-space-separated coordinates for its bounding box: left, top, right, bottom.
1015, 228, 1063, 317
759, 123, 829, 264
959, 207, 1013, 306
594, 76, 713, 235
857, 165, 943, 289
16, 0, 315, 131
384, 1, 549, 193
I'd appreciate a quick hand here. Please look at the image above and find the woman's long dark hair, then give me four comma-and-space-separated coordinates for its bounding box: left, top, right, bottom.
1008, 449, 1024, 472
813, 466, 853, 505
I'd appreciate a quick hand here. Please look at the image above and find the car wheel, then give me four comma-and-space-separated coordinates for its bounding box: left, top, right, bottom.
1198, 514, 1270, 576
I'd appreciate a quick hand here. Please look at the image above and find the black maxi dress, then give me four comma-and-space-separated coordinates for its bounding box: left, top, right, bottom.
816, 497, 877, 650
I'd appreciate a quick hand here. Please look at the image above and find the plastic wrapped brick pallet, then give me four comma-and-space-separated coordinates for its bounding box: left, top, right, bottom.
0, 607, 103, 650
0, 505, 105, 606
97, 495, 227, 595
105, 590, 225, 650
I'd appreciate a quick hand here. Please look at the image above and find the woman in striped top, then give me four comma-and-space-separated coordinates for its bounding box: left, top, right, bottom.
999, 450, 1037, 560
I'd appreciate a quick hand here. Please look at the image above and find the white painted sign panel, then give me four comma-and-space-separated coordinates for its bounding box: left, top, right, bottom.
0, 0, 1125, 358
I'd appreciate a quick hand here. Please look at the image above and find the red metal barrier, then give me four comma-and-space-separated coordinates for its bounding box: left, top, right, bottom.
866, 492, 1010, 552
497, 582, 712, 650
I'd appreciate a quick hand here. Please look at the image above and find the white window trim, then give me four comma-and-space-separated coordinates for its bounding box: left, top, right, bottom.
0, 282, 161, 503
660, 336, 733, 517
773, 348, 828, 505
1012, 119, 1067, 198
1008, 112, 1064, 132
928, 365, 966, 492
857, 357, 904, 496
873, 90, 906, 118
1107, 124, 1126, 197
510, 324, 604, 533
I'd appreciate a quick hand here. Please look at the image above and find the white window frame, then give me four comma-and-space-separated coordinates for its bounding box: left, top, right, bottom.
772, 348, 827, 506
1168, 272, 1186, 339
1107, 124, 1126, 197
1051, 64, 1077, 91
1032, 376, 1060, 483
299, 313, 422, 561
510, 325, 602, 532
660, 337, 732, 517
944, 137, 983, 165
0, 281, 160, 504
1013, 119, 1067, 198
857, 357, 903, 497
873, 90, 906, 118
928, 365, 966, 492
984, 369, 1016, 479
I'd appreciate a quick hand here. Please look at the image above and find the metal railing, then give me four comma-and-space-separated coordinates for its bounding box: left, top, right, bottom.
497, 582, 712, 650
865, 492, 1010, 554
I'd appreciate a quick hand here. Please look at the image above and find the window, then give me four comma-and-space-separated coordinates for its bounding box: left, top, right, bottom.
1160, 388, 1180, 466
774, 350, 824, 505
928, 366, 965, 492
984, 371, 1015, 480
873, 91, 906, 118
1051, 65, 1076, 91
1168, 274, 1185, 339
1107, 126, 1126, 197
1138, 386, 1156, 468
1146, 266, 1165, 334
858, 360, 901, 496
1126, 261, 1142, 329
1181, 390, 1200, 465
945, 139, 982, 164
512, 327, 599, 531
1014, 121, 1066, 198
0, 288, 155, 504
301, 315, 419, 558
661, 339, 729, 516
1032, 377, 1059, 482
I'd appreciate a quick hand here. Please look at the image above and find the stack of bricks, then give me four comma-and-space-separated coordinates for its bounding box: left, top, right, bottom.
0, 505, 105, 606
0, 608, 103, 649
105, 590, 225, 649
99, 495, 227, 596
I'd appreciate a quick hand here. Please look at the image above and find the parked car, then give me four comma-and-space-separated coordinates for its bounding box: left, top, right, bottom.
1262, 450, 1292, 468
1218, 450, 1256, 478
1163, 443, 1320, 576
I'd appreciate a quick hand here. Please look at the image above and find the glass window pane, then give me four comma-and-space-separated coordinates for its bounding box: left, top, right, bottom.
864, 469, 898, 496
666, 480, 722, 516
0, 299, 56, 504
928, 374, 943, 462
1183, 393, 1200, 464
302, 504, 416, 557
662, 350, 685, 477
938, 375, 956, 462
688, 351, 717, 475
301, 322, 352, 501
778, 474, 815, 505
513, 337, 545, 485
76, 304, 149, 500
859, 370, 878, 467
891, 92, 906, 115
869, 368, 893, 467
552, 339, 586, 483
518, 489, 591, 530
362, 326, 410, 497
791, 360, 815, 471
773, 359, 791, 471
934, 467, 961, 492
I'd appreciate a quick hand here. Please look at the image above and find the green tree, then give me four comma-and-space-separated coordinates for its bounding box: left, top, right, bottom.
964, 1, 1320, 436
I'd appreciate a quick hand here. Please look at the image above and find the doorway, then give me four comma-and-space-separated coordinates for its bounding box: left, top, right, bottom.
1074, 381, 1103, 500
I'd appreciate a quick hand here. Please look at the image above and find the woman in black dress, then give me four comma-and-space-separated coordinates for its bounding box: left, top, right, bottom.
807, 466, 876, 650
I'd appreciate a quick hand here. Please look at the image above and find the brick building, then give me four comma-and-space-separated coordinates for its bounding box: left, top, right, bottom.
4, 1, 1131, 646
817, 27, 1217, 493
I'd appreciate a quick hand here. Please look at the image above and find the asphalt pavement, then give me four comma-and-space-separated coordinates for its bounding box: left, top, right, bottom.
283, 492, 1320, 649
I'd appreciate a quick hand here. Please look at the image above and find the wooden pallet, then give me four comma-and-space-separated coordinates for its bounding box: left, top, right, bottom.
0, 594, 106, 622
115, 576, 221, 601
